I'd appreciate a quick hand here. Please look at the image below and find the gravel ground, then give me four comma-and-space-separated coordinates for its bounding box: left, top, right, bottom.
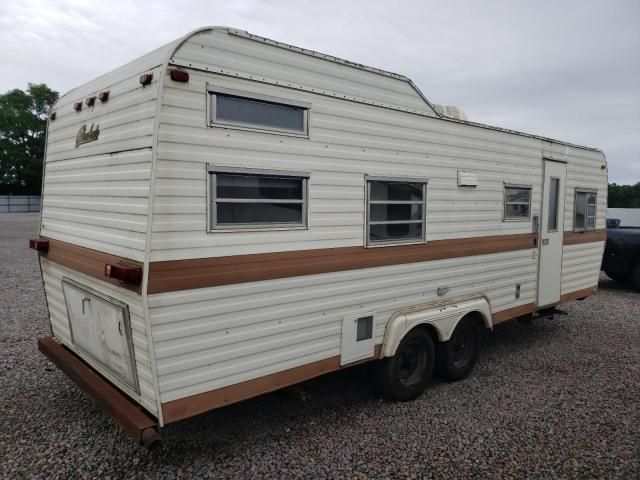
1, 213, 638, 479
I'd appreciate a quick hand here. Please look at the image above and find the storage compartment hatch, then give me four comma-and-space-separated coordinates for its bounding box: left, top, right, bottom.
62, 278, 139, 392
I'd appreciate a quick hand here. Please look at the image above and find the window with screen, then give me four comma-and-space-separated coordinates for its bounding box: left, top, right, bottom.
366, 177, 427, 245
209, 168, 308, 230
209, 88, 309, 135
574, 189, 597, 231
503, 185, 532, 220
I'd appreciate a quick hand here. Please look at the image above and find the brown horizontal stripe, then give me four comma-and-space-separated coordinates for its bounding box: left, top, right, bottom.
563, 229, 606, 246
162, 345, 383, 423
492, 303, 535, 325
40, 230, 605, 295
41, 237, 142, 293
560, 286, 597, 303
148, 233, 537, 293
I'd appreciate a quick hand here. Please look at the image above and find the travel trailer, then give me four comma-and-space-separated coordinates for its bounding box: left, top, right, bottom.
31, 27, 607, 446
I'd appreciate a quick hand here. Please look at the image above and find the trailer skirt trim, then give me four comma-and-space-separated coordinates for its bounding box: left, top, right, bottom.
37, 337, 159, 446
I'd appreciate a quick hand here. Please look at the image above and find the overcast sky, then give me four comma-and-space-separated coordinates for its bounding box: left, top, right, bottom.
1, 0, 638, 183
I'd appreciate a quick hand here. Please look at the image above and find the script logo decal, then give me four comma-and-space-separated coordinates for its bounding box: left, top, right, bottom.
75, 124, 100, 147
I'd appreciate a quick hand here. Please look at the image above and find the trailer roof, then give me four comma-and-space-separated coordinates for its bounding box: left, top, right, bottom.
55, 26, 603, 154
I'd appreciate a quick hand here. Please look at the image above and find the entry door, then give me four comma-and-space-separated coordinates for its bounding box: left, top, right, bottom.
537, 160, 567, 307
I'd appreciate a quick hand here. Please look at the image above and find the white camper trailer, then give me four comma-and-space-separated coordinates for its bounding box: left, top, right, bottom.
32, 27, 608, 446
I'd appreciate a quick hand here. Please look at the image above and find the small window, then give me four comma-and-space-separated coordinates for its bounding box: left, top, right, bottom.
209, 167, 308, 230
574, 189, 597, 231
366, 176, 427, 245
548, 178, 560, 231
209, 87, 309, 135
503, 185, 532, 220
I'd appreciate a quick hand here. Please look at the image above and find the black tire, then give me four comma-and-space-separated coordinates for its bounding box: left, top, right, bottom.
604, 270, 628, 283
373, 329, 435, 401
435, 316, 481, 381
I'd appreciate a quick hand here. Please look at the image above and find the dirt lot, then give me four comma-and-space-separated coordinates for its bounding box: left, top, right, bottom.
1, 213, 638, 479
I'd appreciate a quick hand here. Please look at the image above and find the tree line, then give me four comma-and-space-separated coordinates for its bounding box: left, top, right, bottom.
0, 84, 638, 207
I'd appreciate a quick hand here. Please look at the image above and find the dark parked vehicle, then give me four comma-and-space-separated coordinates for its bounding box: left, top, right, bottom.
602, 219, 640, 291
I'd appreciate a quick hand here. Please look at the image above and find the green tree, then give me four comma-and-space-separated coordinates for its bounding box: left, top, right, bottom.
0, 83, 59, 195
608, 182, 640, 208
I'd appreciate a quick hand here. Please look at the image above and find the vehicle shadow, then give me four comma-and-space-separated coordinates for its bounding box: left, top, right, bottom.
598, 272, 637, 292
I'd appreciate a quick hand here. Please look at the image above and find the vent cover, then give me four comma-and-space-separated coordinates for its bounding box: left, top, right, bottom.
356, 316, 373, 341
341, 312, 376, 365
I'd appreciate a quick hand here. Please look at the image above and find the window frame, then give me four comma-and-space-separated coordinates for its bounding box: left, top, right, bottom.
207, 85, 310, 138
573, 188, 597, 232
365, 175, 428, 247
502, 183, 532, 221
207, 165, 310, 232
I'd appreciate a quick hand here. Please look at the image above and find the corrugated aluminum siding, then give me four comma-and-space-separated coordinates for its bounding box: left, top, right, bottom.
40, 257, 157, 415
561, 242, 605, 295
41, 149, 152, 260
170, 29, 435, 115
42, 56, 164, 260
148, 249, 537, 402
151, 70, 559, 260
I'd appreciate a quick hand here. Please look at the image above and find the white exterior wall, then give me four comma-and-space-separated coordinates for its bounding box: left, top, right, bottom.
38, 41, 174, 417
149, 249, 537, 403
151, 70, 548, 261
547, 142, 608, 232
143, 29, 607, 404
561, 242, 605, 295
40, 257, 158, 415
41, 61, 163, 261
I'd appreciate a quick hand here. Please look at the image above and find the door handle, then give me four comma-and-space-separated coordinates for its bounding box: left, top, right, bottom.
81, 296, 91, 315
542, 238, 550, 246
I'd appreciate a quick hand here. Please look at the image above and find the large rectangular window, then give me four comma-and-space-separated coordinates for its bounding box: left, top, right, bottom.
366, 176, 427, 246
209, 167, 308, 230
574, 189, 597, 231
208, 87, 309, 136
503, 184, 532, 220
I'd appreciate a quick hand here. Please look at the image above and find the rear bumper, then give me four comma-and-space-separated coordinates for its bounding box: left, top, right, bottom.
38, 337, 160, 447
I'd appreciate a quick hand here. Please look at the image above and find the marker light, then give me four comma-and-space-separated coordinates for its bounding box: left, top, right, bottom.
139, 73, 153, 86
169, 69, 189, 82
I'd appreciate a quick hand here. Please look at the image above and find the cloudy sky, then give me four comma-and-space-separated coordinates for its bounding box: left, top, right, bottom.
1, 0, 638, 183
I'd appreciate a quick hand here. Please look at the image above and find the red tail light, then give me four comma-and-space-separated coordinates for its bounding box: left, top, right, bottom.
29, 239, 49, 252
105, 263, 142, 286
139, 73, 153, 86
169, 69, 189, 83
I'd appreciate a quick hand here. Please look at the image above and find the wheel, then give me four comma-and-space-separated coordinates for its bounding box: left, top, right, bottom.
373, 328, 435, 401
604, 270, 628, 283
435, 316, 481, 381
